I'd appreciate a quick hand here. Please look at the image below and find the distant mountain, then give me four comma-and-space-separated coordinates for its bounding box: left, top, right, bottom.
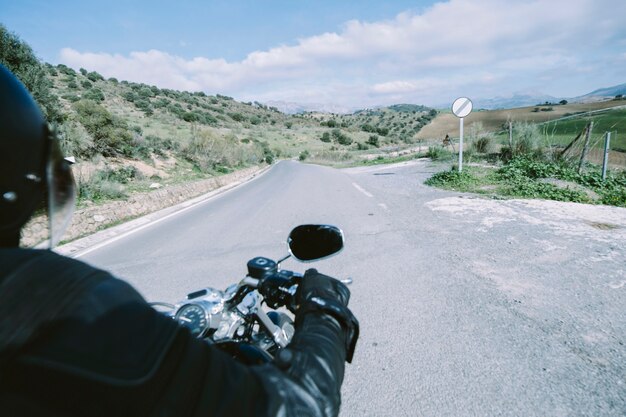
472, 93, 562, 110
264, 100, 356, 115
575, 83, 626, 102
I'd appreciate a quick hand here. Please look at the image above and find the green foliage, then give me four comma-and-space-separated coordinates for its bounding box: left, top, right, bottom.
61, 93, 81, 102
331, 129, 352, 145
425, 169, 478, 190
86, 71, 104, 82
320, 132, 331, 142
77, 167, 141, 202
367, 135, 380, 147
82, 88, 105, 101
81, 80, 93, 89
285, 121, 293, 129
356, 142, 369, 150
299, 150, 310, 161
473, 136, 493, 153
0, 24, 62, 123
229, 112, 245, 122
427, 155, 625, 207
498, 156, 626, 206
72, 99, 133, 157
426, 146, 454, 161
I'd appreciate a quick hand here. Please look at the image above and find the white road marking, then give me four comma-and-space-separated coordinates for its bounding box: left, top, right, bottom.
378, 203, 390, 212
70, 166, 272, 259
352, 182, 374, 198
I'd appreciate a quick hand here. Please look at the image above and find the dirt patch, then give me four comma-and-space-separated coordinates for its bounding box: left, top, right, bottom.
587, 221, 621, 230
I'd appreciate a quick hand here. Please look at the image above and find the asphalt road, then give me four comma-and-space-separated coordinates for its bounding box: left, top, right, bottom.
77, 160, 626, 417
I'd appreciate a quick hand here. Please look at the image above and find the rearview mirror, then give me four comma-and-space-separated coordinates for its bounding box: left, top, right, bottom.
287, 224, 344, 262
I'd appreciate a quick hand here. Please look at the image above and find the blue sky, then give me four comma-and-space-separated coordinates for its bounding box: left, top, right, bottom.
2, 0, 626, 109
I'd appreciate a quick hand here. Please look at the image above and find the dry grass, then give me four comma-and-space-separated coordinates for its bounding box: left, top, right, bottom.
417, 100, 626, 141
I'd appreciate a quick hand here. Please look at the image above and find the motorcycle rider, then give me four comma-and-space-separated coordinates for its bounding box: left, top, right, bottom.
0, 64, 359, 417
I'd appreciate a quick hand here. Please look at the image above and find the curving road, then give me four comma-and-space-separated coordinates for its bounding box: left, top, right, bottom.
77, 160, 626, 417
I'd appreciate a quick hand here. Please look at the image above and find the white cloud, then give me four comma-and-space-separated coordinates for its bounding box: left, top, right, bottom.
58, 0, 626, 107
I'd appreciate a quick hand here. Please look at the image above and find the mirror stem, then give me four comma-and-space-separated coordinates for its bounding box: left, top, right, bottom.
277, 254, 291, 265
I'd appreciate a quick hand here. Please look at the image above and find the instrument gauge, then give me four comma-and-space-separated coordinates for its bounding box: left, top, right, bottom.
175, 304, 208, 337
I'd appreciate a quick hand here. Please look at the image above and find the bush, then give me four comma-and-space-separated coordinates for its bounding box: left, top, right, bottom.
72, 99, 133, 156
299, 150, 310, 161
82, 88, 105, 101
86, 71, 104, 82
367, 135, 380, 147
0, 25, 63, 123
427, 146, 454, 161
81, 80, 93, 89
229, 112, 245, 122
320, 132, 331, 142
332, 129, 352, 145
473, 136, 493, 153
77, 167, 141, 201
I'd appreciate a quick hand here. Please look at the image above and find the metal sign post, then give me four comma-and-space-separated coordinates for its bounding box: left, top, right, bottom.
452, 97, 473, 172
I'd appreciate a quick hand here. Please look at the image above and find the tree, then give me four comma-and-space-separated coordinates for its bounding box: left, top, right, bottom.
559, 99, 568, 105
0, 24, 62, 123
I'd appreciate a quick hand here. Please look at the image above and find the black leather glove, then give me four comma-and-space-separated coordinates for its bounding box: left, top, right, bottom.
295, 268, 350, 307
295, 269, 359, 363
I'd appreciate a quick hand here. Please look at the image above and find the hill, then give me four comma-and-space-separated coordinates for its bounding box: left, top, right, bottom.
576, 83, 626, 102
417, 99, 626, 141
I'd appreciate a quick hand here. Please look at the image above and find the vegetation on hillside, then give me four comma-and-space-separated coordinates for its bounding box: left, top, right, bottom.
0, 24, 435, 204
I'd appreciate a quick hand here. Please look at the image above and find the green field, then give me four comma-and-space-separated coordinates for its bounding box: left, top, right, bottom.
540, 108, 626, 151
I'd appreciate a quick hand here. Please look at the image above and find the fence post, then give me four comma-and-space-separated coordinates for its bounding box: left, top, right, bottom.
602, 131, 611, 180
578, 121, 593, 174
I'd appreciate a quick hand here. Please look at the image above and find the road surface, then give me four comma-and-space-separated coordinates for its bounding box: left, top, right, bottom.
77, 160, 626, 416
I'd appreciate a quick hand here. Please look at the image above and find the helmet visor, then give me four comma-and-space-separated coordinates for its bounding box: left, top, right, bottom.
46, 130, 76, 248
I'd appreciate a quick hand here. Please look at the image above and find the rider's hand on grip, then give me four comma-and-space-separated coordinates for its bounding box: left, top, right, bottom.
295, 269, 358, 363
295, 268, 350, 307
259, 274, 296, 309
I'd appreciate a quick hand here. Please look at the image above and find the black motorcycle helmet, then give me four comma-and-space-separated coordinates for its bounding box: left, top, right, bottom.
0, 64, 76, 248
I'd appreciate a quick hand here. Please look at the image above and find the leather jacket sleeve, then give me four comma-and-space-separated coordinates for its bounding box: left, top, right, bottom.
0, 249, 350, 417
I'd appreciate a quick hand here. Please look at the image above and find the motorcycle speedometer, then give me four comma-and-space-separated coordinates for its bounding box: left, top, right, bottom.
175, 304, 209, 337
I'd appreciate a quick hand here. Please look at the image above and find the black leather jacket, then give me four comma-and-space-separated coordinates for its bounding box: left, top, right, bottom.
0, 248, 350, 417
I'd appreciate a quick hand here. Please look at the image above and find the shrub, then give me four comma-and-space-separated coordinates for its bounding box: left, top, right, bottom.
320, 132, 331, 142
229, 112, 245, 122
81, 80, 92, 89
83, 88, 105, 101
72, 99, 133, 156
331, 129, 352, 145
182, 112, 200, 122
473, 136, 493, 153
86, 71, 104, 82
61, 93, 80, 102
427, 146, 454, 161
0, 25, 63, 122
299, 150, 310, 161
367, 135, 380, 147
